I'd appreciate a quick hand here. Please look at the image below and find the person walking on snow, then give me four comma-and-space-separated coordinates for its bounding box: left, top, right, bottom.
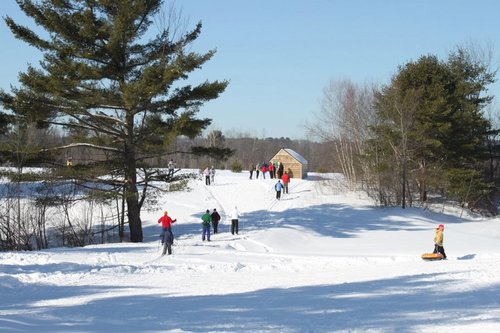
268, 163, 274, 179
210, 166, 215, 184
277, 162, 284, 179
230, 206, 241, 235
281, 171, 290, 194
167, 159, 175, 177
261, 164, 267, 179
211, 208, 221, 234
249, 164, 254, 179
158, 211, 176, 245
201, 209, 212, 241
433, 224, 447, 259
255, 164, 260, 179
275, 179, 283, 200
203, 167, 210, 185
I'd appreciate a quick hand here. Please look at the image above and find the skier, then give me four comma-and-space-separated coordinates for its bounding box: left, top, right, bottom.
249, 163, 254, 179
275, 179, 283, 200
230, 205, 241, 235
158, 211, 176, 254
201, 209, 212, 241
255, 164, 260, 179
211, 208, 221, 234
433, 224, 447, 259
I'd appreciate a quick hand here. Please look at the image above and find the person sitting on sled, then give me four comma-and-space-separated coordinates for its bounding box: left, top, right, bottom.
433, 224, 446, 259
158, 211, 176, 244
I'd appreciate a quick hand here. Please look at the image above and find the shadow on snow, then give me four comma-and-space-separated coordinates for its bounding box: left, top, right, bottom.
0, 271, 499, 332
143, 203, 463, 242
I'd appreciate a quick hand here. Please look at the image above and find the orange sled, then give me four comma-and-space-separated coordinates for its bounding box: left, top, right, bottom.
421, 253, 444, 260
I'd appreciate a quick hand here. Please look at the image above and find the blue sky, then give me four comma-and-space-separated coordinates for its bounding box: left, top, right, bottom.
2, 0, 500, 139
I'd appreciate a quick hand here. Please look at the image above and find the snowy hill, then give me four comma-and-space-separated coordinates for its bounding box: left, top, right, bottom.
1, 170, 500, 332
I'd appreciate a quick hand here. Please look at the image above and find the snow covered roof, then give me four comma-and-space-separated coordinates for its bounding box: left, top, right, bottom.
282, 148, 308, 165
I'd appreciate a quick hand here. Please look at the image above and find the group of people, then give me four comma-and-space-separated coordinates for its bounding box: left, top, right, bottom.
249, 161, 285, 180
158, 206, 241, 249
161, 163, 449, 259
159, 213, 448, 259
203, 166, 216, 185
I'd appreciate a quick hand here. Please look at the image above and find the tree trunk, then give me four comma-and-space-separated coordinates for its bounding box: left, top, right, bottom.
127, 195, 143, 242
125, 125, 143, 242
125, 164, 143, 242
420, 159, 427, 202
402, 159, 406, 209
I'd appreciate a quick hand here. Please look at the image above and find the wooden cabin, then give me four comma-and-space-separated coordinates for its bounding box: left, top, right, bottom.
269, 148, 308, 179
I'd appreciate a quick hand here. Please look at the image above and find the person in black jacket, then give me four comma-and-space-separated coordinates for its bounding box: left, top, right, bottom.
277, 162, 284, 179
211, 208, 221, 234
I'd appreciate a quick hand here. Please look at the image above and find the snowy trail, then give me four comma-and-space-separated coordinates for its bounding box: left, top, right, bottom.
1, 171, 500, 332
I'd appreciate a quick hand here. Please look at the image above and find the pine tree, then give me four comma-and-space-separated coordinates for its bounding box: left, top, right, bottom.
1, 0, 229, 242
370, 49, 494, 207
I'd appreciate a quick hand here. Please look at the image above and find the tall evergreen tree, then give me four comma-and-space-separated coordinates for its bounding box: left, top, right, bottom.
1, 0, 229, 242
370, 49, 495, 207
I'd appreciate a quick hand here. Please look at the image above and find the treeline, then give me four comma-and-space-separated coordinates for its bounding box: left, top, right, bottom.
158, 133, 340, 173
307, 46, 500, 214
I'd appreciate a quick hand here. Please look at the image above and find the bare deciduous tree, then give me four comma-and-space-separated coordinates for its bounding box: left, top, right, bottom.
306, 79, 377, 189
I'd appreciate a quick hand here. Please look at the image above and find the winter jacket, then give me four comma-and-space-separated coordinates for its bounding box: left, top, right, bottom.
275, 181, 283, 192
230, 207, 240, 220
277, 164, 284, 175
281, 173, 290, 184
211, 211, 221, 223
201, 213, 212, 226
434, 229, 444, 246
158, 214, 176, 228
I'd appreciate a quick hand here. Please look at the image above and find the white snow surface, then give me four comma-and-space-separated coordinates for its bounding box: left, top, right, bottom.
1, 170, 500, 333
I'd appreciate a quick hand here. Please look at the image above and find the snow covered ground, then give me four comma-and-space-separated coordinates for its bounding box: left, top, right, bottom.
1, 170, 500, 333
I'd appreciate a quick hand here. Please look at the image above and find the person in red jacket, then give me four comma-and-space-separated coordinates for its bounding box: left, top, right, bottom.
268, 163, 274, 179
261, 164, 267, 179
281, 171, 290, 194
158, 211, 177, 244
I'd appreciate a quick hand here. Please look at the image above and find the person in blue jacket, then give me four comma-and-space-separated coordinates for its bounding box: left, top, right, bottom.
275, 180, 283, 200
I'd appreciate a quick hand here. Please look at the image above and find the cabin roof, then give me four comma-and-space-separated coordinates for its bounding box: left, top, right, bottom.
277, 148, 308, 165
